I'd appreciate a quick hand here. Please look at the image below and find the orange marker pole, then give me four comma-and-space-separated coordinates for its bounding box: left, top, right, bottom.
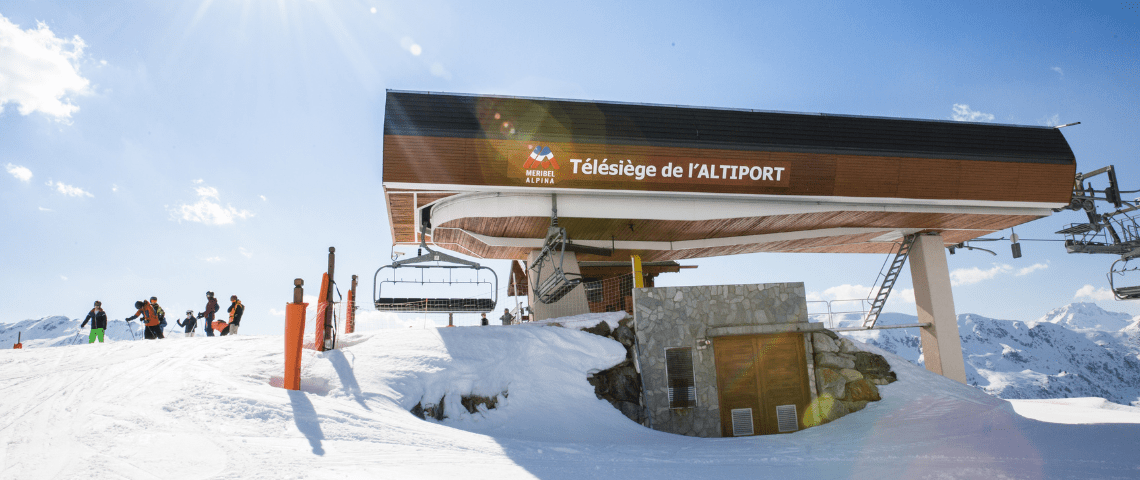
345, 275, 358, 334
284, 279, 308, 390
314, 272, 330, 351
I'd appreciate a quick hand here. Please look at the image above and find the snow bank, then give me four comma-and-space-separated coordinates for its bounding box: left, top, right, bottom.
1, 323, 1139, 479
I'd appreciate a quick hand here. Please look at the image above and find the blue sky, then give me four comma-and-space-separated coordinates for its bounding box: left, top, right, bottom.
2, 1, 1138, 333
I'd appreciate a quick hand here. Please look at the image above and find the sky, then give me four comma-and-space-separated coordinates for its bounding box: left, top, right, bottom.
2, 0, 1139, 334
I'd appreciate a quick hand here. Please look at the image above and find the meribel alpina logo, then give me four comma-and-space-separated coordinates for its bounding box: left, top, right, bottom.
523, 145, 558, 184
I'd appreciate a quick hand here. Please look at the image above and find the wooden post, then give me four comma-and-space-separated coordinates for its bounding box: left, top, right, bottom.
322, 247, 336, 351
284, 279, 307, 390
345, 274, 358, 334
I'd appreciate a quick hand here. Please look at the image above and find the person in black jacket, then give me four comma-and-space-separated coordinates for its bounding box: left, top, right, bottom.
222, 295, 244, 336
197, 291, 219, 337
81, 300, 108, 343
177, 310, 197, 337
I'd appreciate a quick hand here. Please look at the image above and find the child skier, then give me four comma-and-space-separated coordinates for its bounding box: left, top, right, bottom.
177, 310, 197, 337
81, 300, 108, 343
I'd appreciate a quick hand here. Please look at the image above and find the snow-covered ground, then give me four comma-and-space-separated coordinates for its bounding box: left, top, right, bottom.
2, 319, 1139, 479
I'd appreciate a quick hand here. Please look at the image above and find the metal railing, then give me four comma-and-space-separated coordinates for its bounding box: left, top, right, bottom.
807, 298, 931, 331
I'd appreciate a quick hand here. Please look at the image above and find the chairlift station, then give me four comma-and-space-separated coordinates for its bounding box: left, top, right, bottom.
379, 90, 1082, 435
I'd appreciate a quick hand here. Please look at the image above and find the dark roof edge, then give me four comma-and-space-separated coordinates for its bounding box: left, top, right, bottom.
385, 89, 1058, 131
382, 128, 1075, 164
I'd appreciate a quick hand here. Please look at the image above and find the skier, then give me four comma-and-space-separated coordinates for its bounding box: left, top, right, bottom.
125, 300, 161, 339
197, 291, 219, 337
222, 295, 244, 336
81, 300, 108, 343
480, 313, 489, 326
499, 308, 514, 326
149, 296, 167, 339
177, 310, 197, 337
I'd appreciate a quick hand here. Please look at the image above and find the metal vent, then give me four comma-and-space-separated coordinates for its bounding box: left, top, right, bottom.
776, 404, 799, 433
730, 408, 754, 436
665, 347, 696, 409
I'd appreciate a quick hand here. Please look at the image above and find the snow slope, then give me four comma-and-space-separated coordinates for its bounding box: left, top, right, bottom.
2, 323, 1139, 479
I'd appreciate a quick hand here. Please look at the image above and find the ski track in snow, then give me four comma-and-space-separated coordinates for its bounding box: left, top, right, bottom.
0, 324, 1138, 479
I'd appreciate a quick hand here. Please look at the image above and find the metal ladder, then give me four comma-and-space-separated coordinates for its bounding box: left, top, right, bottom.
861, 234, 918, 329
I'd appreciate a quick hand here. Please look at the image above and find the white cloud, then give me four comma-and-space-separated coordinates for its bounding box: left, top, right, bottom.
1052, 66, 1064, 77
269, 308, 285, 317
950, 264, 1013, 286
239, 247, 252, 258
60, 275, 67, 280
259, 195, 266, 201
1074, 284, 1114, 301
0, 15, 90, 121
5, 163, 33, 182
370, 7, 377, 13
170, 183, 253, 225
808, 284, 873, 303
205, 256, 222, 263
38, 206, 52, 212
951, 104, 995, 122
111, 184, 118, 192
193, 178, 204, 184
46, 180, 93, 197
195, 186, 219, 199
1040, 114, 1061, 127
1016, 263, 1048, 276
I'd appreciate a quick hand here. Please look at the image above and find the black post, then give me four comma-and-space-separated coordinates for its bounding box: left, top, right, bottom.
323, 247, 336, 351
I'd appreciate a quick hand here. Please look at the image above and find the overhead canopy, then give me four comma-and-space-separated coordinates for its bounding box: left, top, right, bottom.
382, 90, 1077, 261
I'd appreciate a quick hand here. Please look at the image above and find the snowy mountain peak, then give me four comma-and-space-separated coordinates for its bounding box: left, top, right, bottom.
1037, 302, 1135, 332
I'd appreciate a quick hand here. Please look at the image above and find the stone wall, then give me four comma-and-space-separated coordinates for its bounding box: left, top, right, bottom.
632, 283, 818, 437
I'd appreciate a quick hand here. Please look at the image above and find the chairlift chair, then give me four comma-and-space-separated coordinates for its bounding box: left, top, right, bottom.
1108, 258, 1140, 300
530, 224, 583, 304
373, 229, 498, 313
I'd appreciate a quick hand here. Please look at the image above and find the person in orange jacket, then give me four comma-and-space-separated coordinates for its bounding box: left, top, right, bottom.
222, 295, 244, 336
125, 300, 161, 339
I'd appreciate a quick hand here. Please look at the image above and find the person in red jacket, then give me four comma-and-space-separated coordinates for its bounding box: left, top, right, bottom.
125, 300, 161, 339
196, 291, 219, 337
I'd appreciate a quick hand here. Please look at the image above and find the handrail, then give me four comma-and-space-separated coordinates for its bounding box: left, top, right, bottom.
807, 298, 927, 331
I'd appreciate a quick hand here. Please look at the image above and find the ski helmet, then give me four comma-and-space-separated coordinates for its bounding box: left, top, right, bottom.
206, 291, 214, 298
150, 296, 157, 302
186, 310, 193, 315
134, 301, 144, 309
94, 300, 101, 307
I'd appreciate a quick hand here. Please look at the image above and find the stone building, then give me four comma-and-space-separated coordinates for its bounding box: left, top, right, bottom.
633, 282, 893, 437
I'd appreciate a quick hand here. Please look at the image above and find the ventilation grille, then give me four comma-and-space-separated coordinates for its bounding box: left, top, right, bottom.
665, 347, 696, 409
730, 408, 754, 436
776, 404, 799, 433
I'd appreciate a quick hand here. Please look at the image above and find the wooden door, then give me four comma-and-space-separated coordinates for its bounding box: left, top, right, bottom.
713, 333, 811, 436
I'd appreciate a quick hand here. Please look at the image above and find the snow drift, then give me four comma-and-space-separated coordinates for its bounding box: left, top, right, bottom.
2, 317, 1140, 479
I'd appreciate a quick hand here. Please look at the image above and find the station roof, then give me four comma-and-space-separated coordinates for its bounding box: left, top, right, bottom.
384, 90, 1075, 164
381, 91, 1078, 261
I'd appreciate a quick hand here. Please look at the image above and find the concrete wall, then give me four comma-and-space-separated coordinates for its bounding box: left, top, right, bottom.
632, 283, 819, 437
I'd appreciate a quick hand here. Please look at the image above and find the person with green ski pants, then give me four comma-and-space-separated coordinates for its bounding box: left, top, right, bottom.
81, 300, 108, 343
